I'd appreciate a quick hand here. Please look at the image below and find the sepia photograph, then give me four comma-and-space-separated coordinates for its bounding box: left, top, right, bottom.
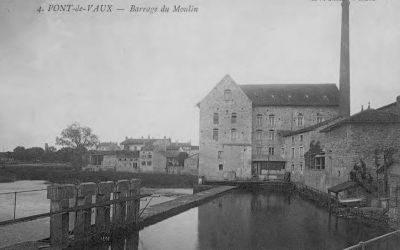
1, 0, 400, 249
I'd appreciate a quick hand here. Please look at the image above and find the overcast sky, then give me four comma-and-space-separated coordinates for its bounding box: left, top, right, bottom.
0, 0, 399, 151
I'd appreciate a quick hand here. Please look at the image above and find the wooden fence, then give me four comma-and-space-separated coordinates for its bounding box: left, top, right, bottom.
47, 179, 141, 248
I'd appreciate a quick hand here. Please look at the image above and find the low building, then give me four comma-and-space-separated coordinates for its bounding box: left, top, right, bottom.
87, 150, 140, 172
282, 99, 400, 193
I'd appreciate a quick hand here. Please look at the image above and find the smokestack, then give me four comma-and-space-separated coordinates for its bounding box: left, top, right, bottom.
339, 0, 351, 117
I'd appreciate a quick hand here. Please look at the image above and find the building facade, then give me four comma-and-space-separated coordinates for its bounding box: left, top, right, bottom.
282, 104, 400, 193
198, 0, 355, 182
198, 75, 341, 181
86, 137, 198, 175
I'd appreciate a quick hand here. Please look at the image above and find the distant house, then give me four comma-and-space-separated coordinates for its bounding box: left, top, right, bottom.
86, 137, 198, 175
87, 150, 140, 172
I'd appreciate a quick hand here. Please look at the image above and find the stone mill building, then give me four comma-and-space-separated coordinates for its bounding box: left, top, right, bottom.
197, 0, 400, 186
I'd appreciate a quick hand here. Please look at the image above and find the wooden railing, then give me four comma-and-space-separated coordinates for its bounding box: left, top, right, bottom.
0, 188, 47, 222
0, 179, 150, 248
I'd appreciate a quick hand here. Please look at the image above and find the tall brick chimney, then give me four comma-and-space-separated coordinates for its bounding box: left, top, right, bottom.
339, 0, 351, 116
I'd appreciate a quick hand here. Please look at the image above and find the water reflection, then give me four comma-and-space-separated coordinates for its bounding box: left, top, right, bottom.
197, 190, 391, 250
82, 189, 391, 250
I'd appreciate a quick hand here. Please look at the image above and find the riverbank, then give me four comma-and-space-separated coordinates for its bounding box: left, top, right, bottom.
0, 164, 197, 188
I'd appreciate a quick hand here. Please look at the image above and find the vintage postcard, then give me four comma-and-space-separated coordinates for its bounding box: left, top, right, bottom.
1, 0, 400, 249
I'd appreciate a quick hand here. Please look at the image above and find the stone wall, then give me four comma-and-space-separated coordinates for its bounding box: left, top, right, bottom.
389, 173, 400, 224
152, 151, 167, 173
283, 118, 342, 185
287, 122, 400, 193
252, 106, 338, 157
183, 154, 199, 175
199, 76, 253, 180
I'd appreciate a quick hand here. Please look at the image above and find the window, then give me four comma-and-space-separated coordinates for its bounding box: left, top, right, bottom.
213, 129, 218, 141
148, 154, 152, 159
300, 163, 303, 172
291, 147, 295, 158
297, 114, 303, 126
256, 146, 262, 155
141, 161, 146, 166
299, 146, 304, 157
281, 147, 285, 156
315, 155, 325, 170
231, 113, 237, 124
291, 136, 295, 144
300, 135, 303, 142
268, 130, 275, 141
269, 115, 275, 126
256, 114, 262, 126
224, 89, 232, 101
317, 114, 323, 123
256, 130, 262, 140
231, 129, 237, 141
219, 164, 224, 171
133, 162, 138, 169
218, 151, 223, 159
213, 113, 219, 124
268, 147, 275, 155
147, 161, 152, 166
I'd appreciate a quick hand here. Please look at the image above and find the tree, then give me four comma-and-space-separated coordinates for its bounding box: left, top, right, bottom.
56, 122, 99, 149
56, 123, 99, 169
25, 147, 45, 162
13, 146, 26, 161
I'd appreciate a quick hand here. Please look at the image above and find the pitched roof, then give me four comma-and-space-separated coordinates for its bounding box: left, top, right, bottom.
89, 150, 140, 157
120, 138, 157, 145
166, 142, 192, 150
328, 181, 359, 194
321, 109, 400, 132
141, 143, 155, 151
161, 151, 188, 159
280, 116, 343, 137
377, 102, 396, 111
238, 84, 339, 106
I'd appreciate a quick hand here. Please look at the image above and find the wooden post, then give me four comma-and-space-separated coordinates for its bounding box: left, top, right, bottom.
74, 182, 97, 240
128, 179, 141, 225
115, 180, 129, 224
47, 184, 75, 247
328, 191, 331, 212
335, 193, 339, 210
125, 230, 139, 250
96, 181, 114, 232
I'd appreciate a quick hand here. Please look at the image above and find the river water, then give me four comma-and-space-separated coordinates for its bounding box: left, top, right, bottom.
0, 182, 392, 249
0, 181, 191, 248
134, 189, 391, 250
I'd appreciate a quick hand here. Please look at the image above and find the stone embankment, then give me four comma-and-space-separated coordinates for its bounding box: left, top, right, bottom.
139, 185, 236, 228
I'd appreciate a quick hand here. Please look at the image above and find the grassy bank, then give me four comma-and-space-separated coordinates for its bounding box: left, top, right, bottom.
0, 164, 197, 188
